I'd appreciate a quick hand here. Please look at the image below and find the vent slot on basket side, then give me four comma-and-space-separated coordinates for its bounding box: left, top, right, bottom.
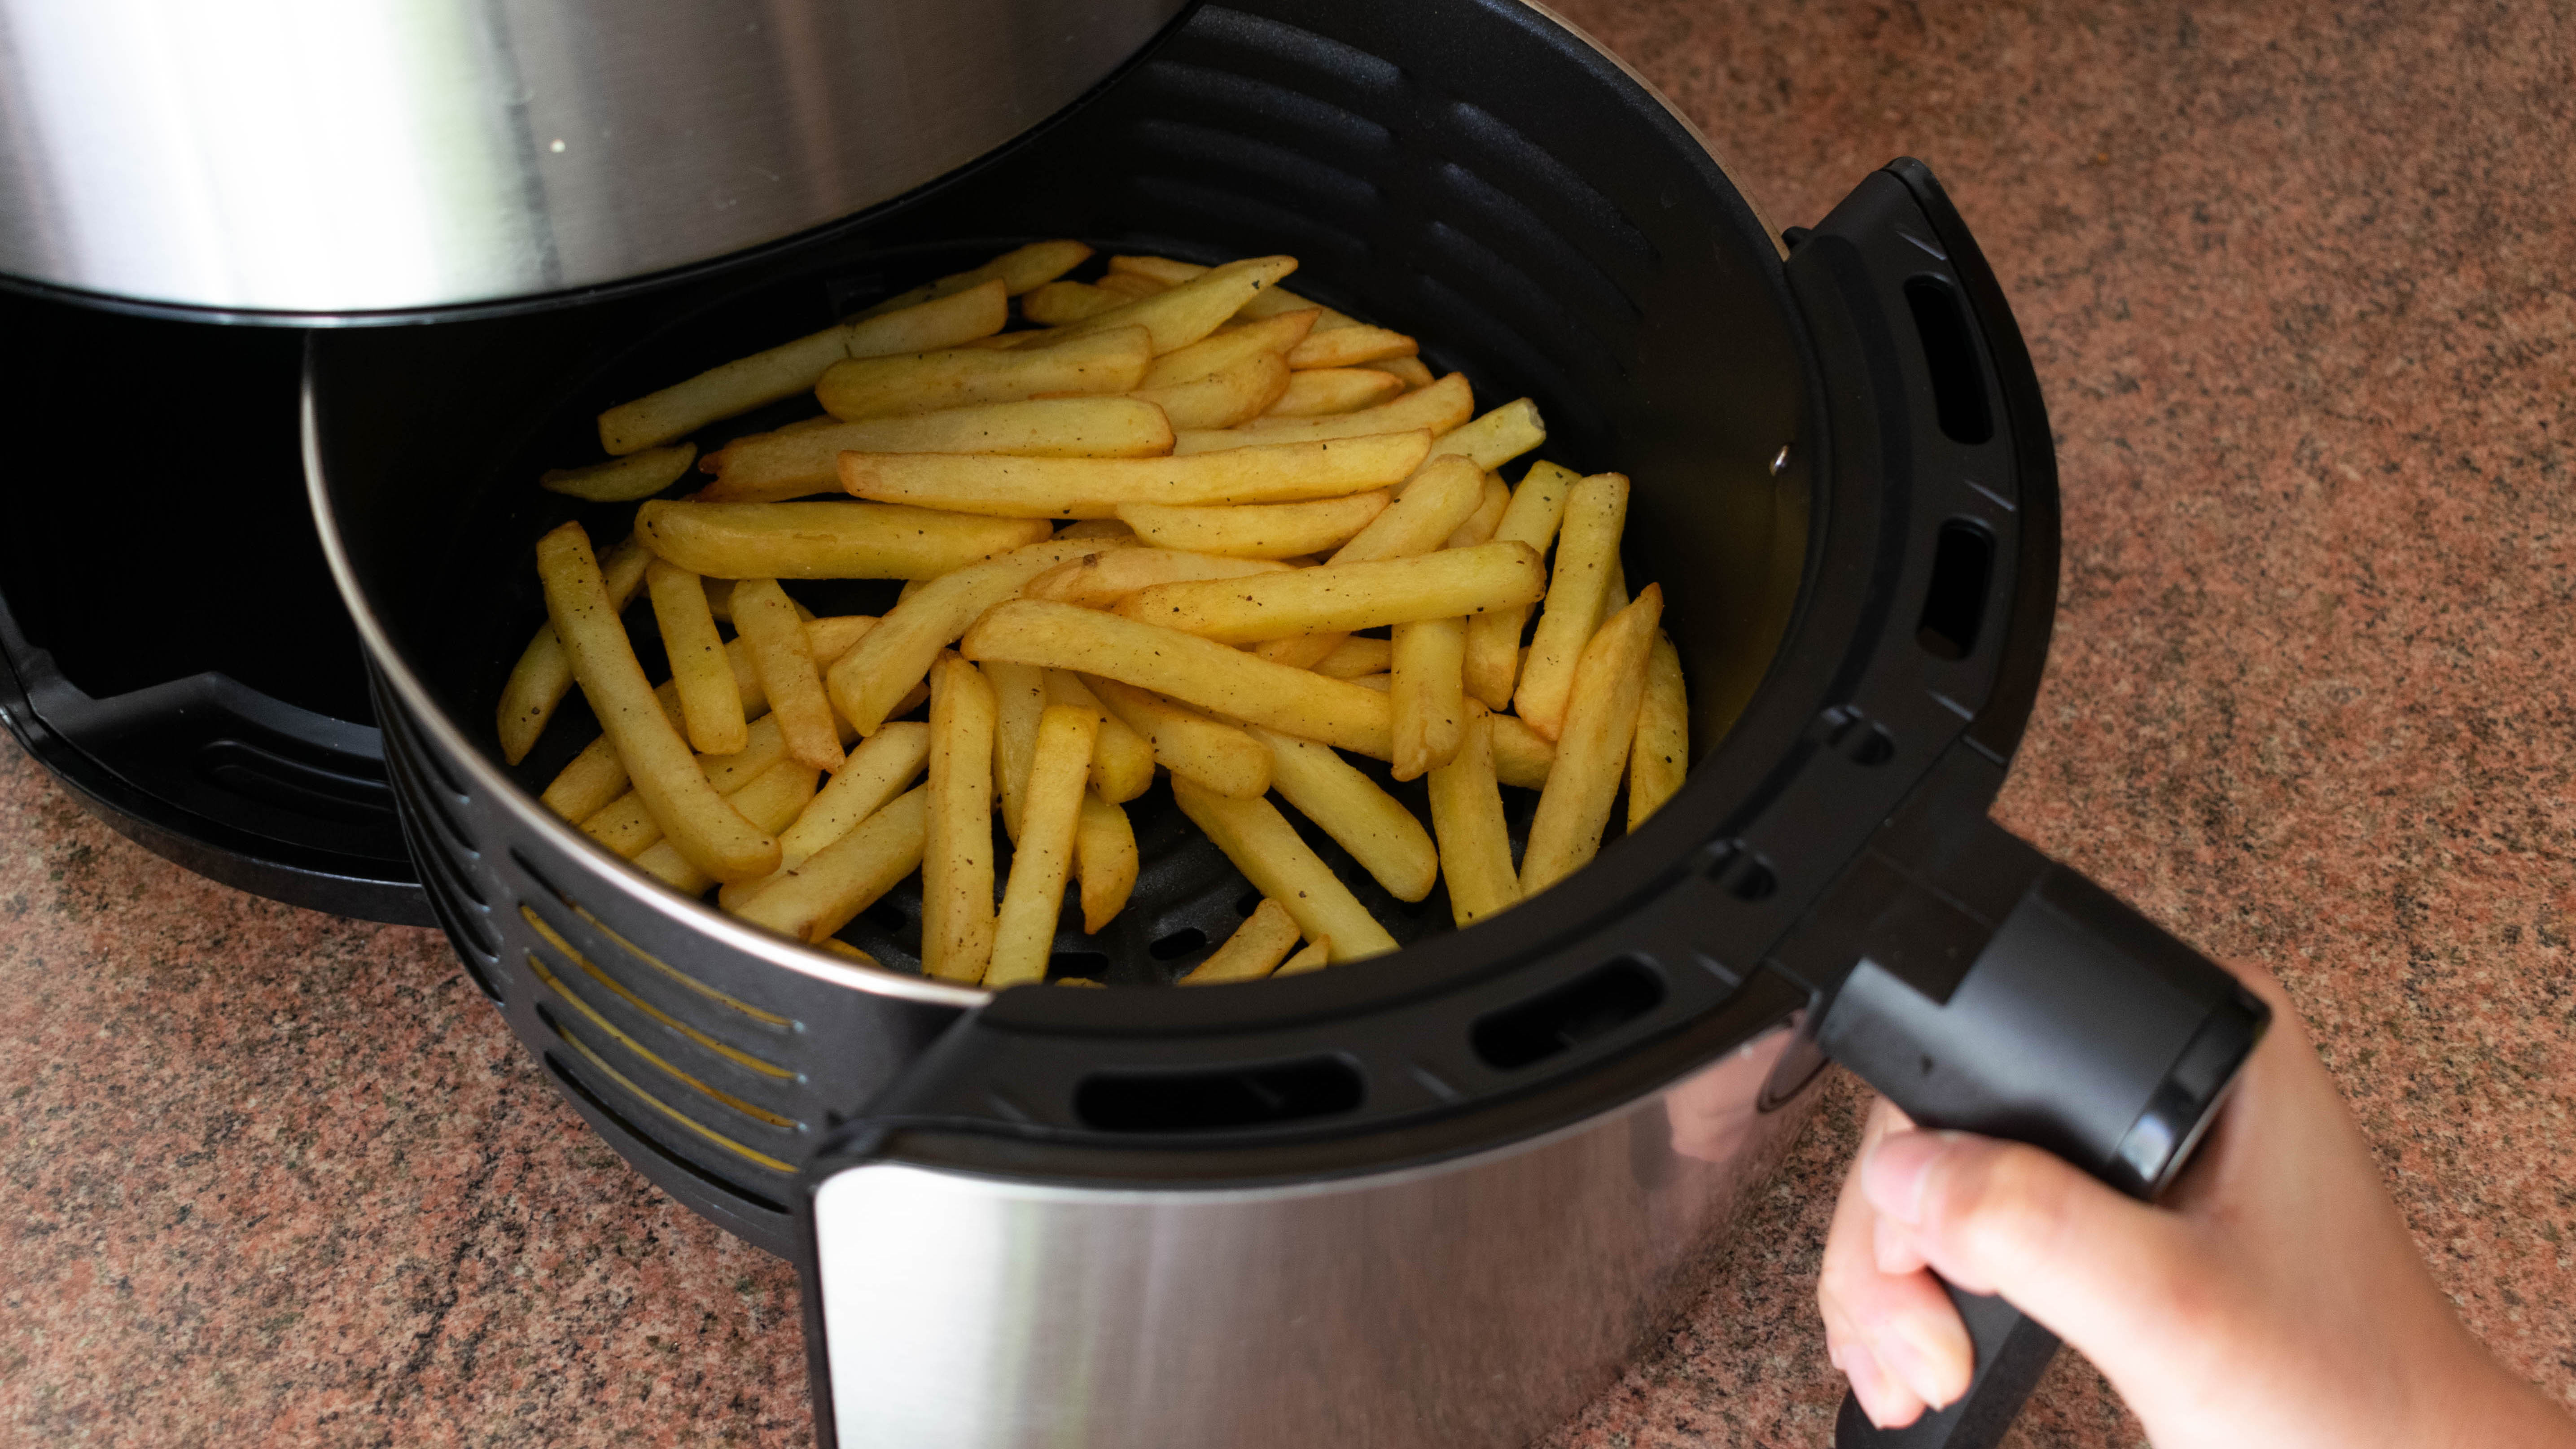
1075, 1057, 1364, 1133
1915, 520, 1996, 662
1903, 275, 1994, 446
541, 1052, 792, 1218
1473, 959, 1666, 1070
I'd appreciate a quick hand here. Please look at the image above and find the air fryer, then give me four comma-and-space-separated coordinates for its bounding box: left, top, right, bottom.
1, 4, 2266, 1448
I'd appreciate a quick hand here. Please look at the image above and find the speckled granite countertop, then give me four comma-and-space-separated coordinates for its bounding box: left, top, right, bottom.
4, 2, 2570, 1445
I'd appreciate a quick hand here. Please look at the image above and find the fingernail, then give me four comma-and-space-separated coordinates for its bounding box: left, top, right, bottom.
1878, 1313, 1972, 1410
1840, 1341, 1894, 1424
1861, 1129, 1950, 1226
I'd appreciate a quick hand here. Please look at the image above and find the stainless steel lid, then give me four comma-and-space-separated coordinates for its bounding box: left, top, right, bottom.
0, 0, 1187, 320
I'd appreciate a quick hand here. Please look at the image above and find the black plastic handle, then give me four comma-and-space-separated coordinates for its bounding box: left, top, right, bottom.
1834, 1283, 2062, 1447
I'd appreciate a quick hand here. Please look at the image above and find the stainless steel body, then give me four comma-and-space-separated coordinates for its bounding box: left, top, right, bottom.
811, 1029, 1812, 1449
0, 0, 1185, 318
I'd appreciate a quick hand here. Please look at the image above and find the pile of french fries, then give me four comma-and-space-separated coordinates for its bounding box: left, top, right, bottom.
505, 241, 1688, 989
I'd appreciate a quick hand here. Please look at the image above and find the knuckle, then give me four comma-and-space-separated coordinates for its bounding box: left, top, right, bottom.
1939, 1146, 2082, 1272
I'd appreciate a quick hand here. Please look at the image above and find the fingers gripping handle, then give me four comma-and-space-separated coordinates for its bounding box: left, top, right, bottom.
1814, 821, 2269, 1447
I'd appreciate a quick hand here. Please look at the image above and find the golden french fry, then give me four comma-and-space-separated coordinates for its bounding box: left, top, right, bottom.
701, 576, 738, 625
600, 281, 1007, 454
645, 559, 748, 755
1025, 547, 1292, 608
731, 787, 929, 943
1428, 702, 1519, 926
730, 579, 840, 771
1286, 324, 1416, 370
825, 537, 1126, 735
1490, 711, 1555, 791
816, 325, 1151, 420
717, 722, 930, 910
986, 660, 1048, 841
921, 656, 999, 983
1131, 350, 1291, 429
1178, 374, 1472, 454
1116, 490, 1387, 559
855, 240, 1092, 319
1117, 541, 1545, 644
637, 499, 1051, 579
1139, 311, 1319, 389
1250, 633, 1349, 670
1428, 397, 1546, 472
537, 524, 777, 882
969, 601, 1393, 759
635, 758, 821, 895
1248, 727, 1437, 902
1389, 616, 1467, 781
1092, 271, 1166, 299
1073, 791, 1139, 932
1173, 779, 1395, 963
698, 399, 1176, 503
1054, 517, 1134, 541
1264, 368, 1404, 418
1021, 255, 1297, 355
1271, 937, 1334, 976
1346, 672, 1390, 691
580, 707, 817, 858
1108, 254, 1358, 330
1628, 631, 1688, 832
1021, 280, 1130, 326
541, 443, 697, 502
818, 938, 882, 966
1445, 472, 1511, 548
1464, 460, 1577, 709
1515, 471, 1629, 739
841, 429, 1430, 519
1371, 356, 1436, 390
1085, 676, 1272, 798
1521, 587, 1662, 894
986, 705, 1100, 986
1603, 557, 1630, 614
498, 534, 651, 765
1331, 453, 1486, 563
1178, 899, 1303, 984
1313, 636, 1393, 679
1044, 671, 1155, 804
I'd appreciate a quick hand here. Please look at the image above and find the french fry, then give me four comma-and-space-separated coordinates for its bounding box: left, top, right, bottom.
1444, 472, 1511, 549
600, 281, 1007, 453
730, 787, 929, 943
1025, 547, 1292, 608
1173, 779, 1395, 963
584, 695, 863, 859
1286, 324, 1417, 370
816, 325, 1151, 420
968, 601, 1393, 760
1073, 792, 1138, 932
541, 443, 697, 502
728, 580, 835, 770
1021, 280, 1130, 325
1371, 356, 1436, 390
819, 938, 882, 966
634, 758, 821, 895
1116, 541, 1545, 644
1313, 636, 1393, 679
1019, 255, 1297, 355
1331, 453, 1487, 563
1085, 677, 1273, 798
1428, 702, 1519, 926
1092, 271, 1166, 300
536, 524, 777, 882
645, 559, 748, 754
1347, 673, 1390, 691
1054, 517, 1134, 541
921, 656, 998, 983
1178, 899, 1302, 984
1138, 311, 1319, 389
986, 705, 1100, 986
1044, 671, 1155, 804
701, 577, 738, 625
1627, 631, 1688, 832
1389, 616, 1468, 780
1515, 471, 1629, 739
698, 398, 1176, 503
498, 534, 651, 765
637, 499, 1051, 579
986, 661, 1048, 841
1271, 937, 1334, 976
1490, 711, 1555, 791
1116, 491, 1388, 559
1130, 350, 1291, 429
1603, 557, 1630, 613
1264, 368, 1403, 417
1464, 460, 1576, 709
1107, 254, 1358, 331
854, 240, 1091, 319
716, 722, 930, 910
1428, 397, 1546, 472
1521, 587, 1662, 893
825, 537, 1127, 735
1177, 373, 1472, 454
1248, 727, 1437, 902
841, 430, 1430, 519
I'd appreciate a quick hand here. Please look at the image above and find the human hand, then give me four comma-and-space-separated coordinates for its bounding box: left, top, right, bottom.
1816, 966, 2576, 1447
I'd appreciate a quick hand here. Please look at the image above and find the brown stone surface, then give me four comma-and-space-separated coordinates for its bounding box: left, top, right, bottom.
2, 2, 2571, 1445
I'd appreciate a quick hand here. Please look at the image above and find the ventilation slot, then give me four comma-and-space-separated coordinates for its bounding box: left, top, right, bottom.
1903, 276, 1993, 445
520, 906, 794, 1081
1076, 1057, 1364, 1133
1473, 960, 1665, 1070
536, 997, 797, 1177
541, 1053, 793, 1216
1916, 520, 1996, 662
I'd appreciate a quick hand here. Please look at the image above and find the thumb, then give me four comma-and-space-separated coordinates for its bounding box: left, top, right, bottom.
1862, 1129, 2205, 1376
